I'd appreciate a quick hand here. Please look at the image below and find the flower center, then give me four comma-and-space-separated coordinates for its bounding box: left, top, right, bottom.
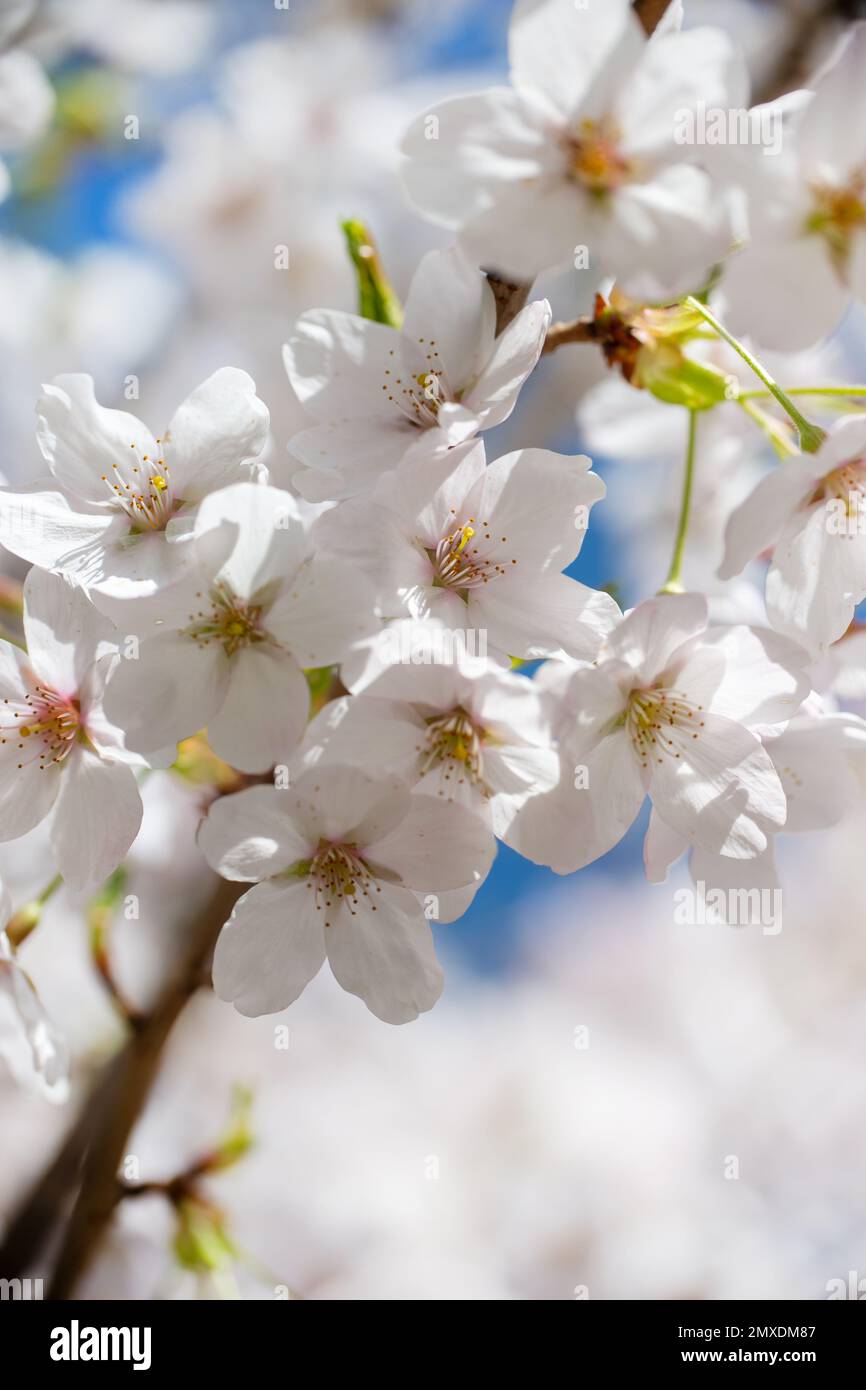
302, 841, 381, 928
626, 687, 706, 770
564, 119, 634, 196
381, 340, 455, 429
806, 175, 866, 270
819, 458, 866, 506
429, 515, 516, 596
104, 439, 176, 531
184, 583, 267, 657
418, 709, 487, 792
2, 684, 81, 771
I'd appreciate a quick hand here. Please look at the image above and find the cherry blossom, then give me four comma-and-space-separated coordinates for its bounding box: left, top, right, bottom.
299, 620, 559, 848
510, 595, 810, 873
400, 0, 744, 297
0, 568, 143, 891
284, 247, 550, 502
103, 482, 378, 773
0, 368, 269, 617
198, 766, 495, 1022
720, 25, 866, 350
315, 438, 618, 662
719, 415, 866, 654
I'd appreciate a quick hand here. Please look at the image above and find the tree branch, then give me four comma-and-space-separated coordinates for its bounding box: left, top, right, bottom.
0, 875, 243, 1296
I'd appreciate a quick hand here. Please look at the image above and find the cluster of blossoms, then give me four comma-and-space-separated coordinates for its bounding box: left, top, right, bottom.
3, 0, 866, 1080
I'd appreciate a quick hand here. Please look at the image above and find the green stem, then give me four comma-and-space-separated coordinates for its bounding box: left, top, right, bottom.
660, 409, 698, 595
683, 296, 827, 453
738, 385, 866, 401
737, 398, 799, 459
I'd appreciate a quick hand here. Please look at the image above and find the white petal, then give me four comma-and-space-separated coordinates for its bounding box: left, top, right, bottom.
401, 247, 497, 391
507, 732, 645, 872
464, 298, 551, 428
0, 938, 69, 1104
798, 24, 866, 184
102, 632, 229, 756
718, 457, 822, 580
49, 747, 142, 892
163, 367, 269, 500
195, 481, 309, 601
643, 808, 687, 883
648, 712, 786, 858
37, 375, 158, 507
509, 0, 635, 122
22, 567, 116, 694
283, 311, 397, 422
289, 765, 412, 847
473, 446, 605, 570
400, 89, 550, 228
680, 625, 810, 728
0, 482, 121, 571
606, 593, 707, 680
213, 879, 326, 1017
365, 793, 495, 892
266, 554, 379, 667
720, 234, 849, 351
471, 571, 620, 660
324, 880, 443, 1024
198, 785, 311, 881
207, 646, 309, 773
766, 503, 866, 652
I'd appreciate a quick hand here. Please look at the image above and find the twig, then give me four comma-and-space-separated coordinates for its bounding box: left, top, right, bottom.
46, 876, 242, 1298
0, 876, 242, 1296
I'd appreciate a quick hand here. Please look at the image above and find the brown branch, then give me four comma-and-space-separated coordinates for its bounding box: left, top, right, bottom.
0, 875, 243, 1296
46, 876, 242, 1299
633, 0, 674, 37
541, 317, 597, 355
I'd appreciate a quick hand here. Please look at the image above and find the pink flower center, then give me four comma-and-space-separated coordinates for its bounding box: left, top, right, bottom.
2, 684, 81, 771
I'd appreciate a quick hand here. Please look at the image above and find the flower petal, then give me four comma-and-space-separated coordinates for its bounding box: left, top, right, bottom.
324, 879, 443, 1024
49, 746, 142, 892
212, 879, 326, 1017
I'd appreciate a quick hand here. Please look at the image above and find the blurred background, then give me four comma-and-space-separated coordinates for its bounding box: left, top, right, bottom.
1, 0, 866, 1300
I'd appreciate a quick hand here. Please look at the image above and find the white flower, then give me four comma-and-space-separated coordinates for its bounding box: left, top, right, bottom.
644, 698, 866, 915
298, 620, 559, 852
198, 766, 496, 1023
720, 25, 866, 350
400, 0, 743, 296
0, 569, 143, 891
284, 247, 550, 502
0, 884, 69, 1104
719, 415, 866, 654
510, 595, 810, 873
0, 368, 269, 617
103, 482, 379, 773
315, 439, 618, 662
